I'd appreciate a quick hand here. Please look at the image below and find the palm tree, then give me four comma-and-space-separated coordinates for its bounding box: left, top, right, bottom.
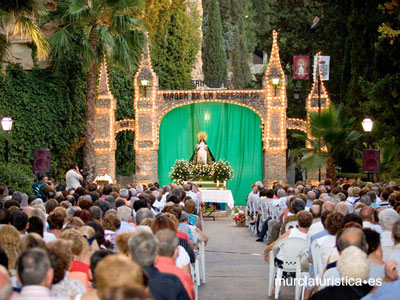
0, 0, 50, 60
293, 104, 361, 182
49, 0, 143, 177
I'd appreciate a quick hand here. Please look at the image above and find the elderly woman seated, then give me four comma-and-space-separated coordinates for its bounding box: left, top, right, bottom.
264, 210, 313, 262
379, 208, 400, 252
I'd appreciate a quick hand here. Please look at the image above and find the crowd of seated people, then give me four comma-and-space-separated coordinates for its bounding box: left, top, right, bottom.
0, 172, 208, 300
246, 178, 400, 300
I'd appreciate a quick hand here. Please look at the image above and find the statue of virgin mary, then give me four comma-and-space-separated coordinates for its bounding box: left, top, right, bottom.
190, 132, 215, 165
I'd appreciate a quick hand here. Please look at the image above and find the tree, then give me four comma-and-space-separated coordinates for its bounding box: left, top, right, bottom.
202, 0, 227, 87
49, 0, 143, 178
0, 0, 50, 60
229, 0, 256, 88
141, 0, 200, 89
293, 104, 361, 181
231, 25, 251, 88
378, 0, 400, 44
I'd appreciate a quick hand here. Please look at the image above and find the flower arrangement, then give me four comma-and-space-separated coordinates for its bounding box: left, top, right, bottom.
212, 159, 233, 182
231, 206, 245, 226
169, 159, 234, 183
205, 204, 217, 213
192, 163, 214, 178
169, 159, 192, 184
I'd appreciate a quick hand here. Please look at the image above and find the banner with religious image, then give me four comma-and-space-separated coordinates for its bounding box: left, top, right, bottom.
313, 55, 330, 81
293, 55, 309, 80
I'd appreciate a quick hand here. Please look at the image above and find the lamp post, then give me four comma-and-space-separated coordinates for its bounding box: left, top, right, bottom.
1, 116, 13, 163
293, 87, 300, 100
140, 79, 152, 98
362, 118, 374, 181
271, 77, 280, 97
362, 118, 373, 133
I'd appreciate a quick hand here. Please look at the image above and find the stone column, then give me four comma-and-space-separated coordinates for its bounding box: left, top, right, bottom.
134, 37, 160, 183
93, 59, 116, 181
263, 30, 287, 187
264, 151, 287, 188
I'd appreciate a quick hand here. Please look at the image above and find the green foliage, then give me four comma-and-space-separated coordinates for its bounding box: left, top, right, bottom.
202, 0, 227, 87
0, 63, 86, 181
108, 67, 136, 176
378, 1, 400, 44
215, 0, 256, 89
143, 0, 200, 89
49, 0, 143, 174
0, 162, 34, 194
231, 25, 252, 88
229, 0, 256, 89
49, 0, 143, 73
0, 0, 50, 60
293, 104, 361, 179
115, 131, 135, 176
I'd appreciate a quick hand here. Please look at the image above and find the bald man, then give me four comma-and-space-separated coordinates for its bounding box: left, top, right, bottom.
0, 265, 11, 300
307, 201, 335, 238
360, 206, 383, 233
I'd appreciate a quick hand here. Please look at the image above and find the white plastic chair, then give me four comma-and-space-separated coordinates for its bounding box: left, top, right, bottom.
190, 263, 199, 299
310, 239, 334, 281
249, 200, 259, 235
267, 237, 308, 299
285, 220, 299, 232
192, 230, 206, 284
295, 247, 309, 300
198, 240, 206, 284
270, 205, 281, 220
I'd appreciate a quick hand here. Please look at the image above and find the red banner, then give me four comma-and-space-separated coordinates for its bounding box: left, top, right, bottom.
293, 55, 309, 80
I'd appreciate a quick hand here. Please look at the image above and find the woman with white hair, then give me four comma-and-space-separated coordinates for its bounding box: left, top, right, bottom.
310, 246, 373, 299
379, 208, 400, 248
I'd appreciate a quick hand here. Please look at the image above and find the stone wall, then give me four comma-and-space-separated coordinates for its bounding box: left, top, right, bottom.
263, 151, 287, 188
135, 151, 158, 183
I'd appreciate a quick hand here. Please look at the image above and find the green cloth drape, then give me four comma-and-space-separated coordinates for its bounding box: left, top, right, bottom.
158, 102, 262, 206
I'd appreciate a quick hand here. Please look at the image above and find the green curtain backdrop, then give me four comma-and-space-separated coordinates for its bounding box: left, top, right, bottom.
158, 102, 262, 206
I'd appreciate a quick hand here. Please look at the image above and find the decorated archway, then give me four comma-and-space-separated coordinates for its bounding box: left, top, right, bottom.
92, 30, 330, 189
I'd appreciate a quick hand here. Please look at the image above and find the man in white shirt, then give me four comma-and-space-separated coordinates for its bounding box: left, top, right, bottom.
93, 167, 113, 185
65, 163, 83, 190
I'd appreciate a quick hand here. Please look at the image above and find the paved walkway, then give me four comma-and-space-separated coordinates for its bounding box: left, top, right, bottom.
198, 217, 295, 300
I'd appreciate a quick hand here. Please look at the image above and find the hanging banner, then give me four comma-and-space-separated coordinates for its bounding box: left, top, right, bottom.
293, 55, 309, 80
313, 55, 330, 81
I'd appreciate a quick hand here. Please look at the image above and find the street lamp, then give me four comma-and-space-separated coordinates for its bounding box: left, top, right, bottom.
362, 118, 374, 182
1, 116, 13, 163
271, 77, 280, 96
139, 79, 152, 97
362, 118, 373, 132
293, 88, 300, 100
